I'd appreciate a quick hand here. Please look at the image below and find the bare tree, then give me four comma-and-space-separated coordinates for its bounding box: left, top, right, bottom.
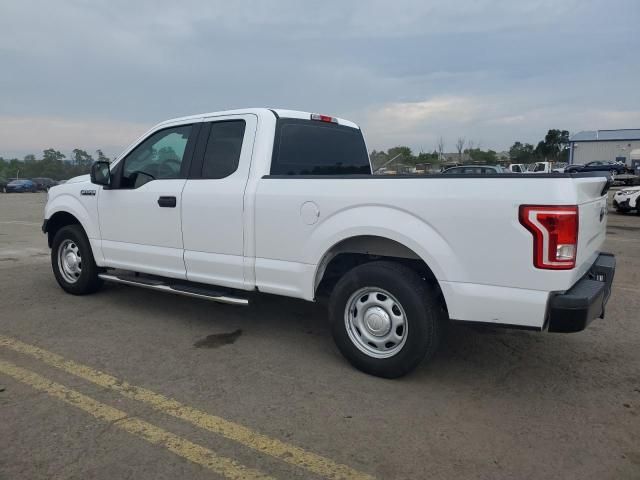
455, 137, 465, 162
437, 136, 445, 162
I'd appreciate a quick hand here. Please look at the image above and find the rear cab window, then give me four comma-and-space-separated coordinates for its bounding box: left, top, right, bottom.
270, 118, 371, 175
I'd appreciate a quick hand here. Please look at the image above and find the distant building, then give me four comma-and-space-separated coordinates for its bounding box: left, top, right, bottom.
569, 129, 640, 170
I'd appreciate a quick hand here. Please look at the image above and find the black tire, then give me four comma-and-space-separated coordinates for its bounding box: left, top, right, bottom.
51, 225, 103, 295
329, 261, 445, 378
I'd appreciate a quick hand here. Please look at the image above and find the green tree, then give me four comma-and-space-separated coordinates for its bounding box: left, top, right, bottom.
416, 151, 439, 164
467, 148, 498, 164
96, 149, 111, 163
72, 149, 94, 167
370, 146, 416, 172
535, 129, 570, 161
42, 148, 66, 162
387, 146, 414, 163
509, 142, 535, 163
369, 150, 389, 171
34, 148, 65, 179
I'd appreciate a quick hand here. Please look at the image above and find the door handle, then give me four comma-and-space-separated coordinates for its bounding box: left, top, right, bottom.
157, 196, 177, 208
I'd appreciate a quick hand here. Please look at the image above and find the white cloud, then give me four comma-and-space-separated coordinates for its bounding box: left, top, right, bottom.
360, 95, 640, 152
368, 96, 482, 128
0, 116, 150, 158
0, 0, 638, 155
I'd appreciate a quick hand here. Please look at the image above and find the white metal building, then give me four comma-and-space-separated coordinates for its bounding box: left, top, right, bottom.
569, 129, 640, 171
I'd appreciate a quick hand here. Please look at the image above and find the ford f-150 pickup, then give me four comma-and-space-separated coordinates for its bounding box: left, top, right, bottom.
43, 108, 616, 378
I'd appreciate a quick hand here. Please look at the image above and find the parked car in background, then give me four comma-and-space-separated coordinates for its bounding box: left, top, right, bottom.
442, 165, 508, 174
32, 177, 57, 191
6, 179, 37, 193
565, 161, 627, 175
0, 177, 8, 192
526, 161, 566, 174
508, 163, 526, 173
613, 187, 640, 214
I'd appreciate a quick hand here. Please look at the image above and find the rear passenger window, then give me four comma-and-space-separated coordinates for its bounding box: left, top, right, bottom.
271, 119, 370, 175
201, 120, 246, 179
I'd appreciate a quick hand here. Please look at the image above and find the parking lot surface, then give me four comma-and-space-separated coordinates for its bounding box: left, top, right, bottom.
1, 191, 639, 480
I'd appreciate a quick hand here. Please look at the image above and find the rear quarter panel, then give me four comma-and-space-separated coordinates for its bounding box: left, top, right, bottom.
253, 176, 608, 301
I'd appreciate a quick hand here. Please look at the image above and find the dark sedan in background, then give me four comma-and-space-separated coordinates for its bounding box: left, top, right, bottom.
565, 161, 627, 174
5, 179, 37, 193
31, 177, 57, 191
442, 165, 509, 174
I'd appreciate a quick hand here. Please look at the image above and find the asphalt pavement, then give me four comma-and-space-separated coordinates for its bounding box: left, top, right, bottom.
0, 191, 638, 479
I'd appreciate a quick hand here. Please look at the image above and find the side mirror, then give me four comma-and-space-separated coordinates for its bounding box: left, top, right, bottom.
90, 161, 111, 187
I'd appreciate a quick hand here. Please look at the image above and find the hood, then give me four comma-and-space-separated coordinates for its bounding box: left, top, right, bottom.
66, 174, 91, 184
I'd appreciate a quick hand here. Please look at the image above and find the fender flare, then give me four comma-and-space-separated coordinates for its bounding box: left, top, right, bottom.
45, 194, 98, 239
306, 205, 466, 298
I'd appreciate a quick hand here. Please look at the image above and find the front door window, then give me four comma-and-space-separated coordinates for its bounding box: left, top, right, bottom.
121, 125, 192, 188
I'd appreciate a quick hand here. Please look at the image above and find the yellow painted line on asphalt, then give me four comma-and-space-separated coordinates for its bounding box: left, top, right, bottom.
0, 359, 273, 480
0, 335, 374, 480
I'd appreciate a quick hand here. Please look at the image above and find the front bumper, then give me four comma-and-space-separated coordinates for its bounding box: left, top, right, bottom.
547, 253, 616, 333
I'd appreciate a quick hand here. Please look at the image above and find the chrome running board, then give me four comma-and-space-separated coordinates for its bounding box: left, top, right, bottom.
98, 273, 249, 306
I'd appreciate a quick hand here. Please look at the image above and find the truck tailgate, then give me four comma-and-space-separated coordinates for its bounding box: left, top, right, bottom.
574, 176, 610, 281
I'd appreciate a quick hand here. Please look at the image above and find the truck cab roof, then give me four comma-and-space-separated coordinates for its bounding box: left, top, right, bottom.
156, 108, 360, 130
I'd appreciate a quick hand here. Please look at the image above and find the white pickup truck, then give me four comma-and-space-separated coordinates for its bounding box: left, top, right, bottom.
43, 108, 616, 378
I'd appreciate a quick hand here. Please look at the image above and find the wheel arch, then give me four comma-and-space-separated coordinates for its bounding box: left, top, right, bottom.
45, 211, 84, 247
313, 234, 451, 315
44, 194, 98, 248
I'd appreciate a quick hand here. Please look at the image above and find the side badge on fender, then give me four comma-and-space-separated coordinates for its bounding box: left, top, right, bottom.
80, 189, 96, 196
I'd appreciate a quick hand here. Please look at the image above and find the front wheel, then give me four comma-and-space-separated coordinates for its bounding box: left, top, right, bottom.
329, 261, 445, 378
51, 225, 103, 295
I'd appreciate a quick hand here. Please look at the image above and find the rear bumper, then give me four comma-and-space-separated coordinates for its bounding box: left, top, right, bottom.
547, 253, 616, 333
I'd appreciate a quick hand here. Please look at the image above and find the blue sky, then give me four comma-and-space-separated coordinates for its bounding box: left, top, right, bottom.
1, 0, 639, 158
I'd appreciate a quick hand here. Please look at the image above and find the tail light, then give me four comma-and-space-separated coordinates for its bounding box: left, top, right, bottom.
519, 205, 579, 270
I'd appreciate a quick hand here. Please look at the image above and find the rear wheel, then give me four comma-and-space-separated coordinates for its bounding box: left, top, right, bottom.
329, 261, 445, 378
51, 225, 103, 295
